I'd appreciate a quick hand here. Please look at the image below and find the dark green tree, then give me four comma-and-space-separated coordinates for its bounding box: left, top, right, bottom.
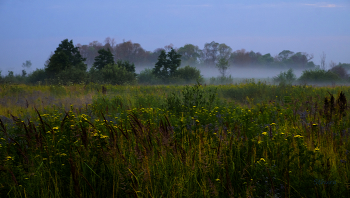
93, 48, 115, 70
153, 50, 169, 79
45, 39, 87, 77
167, 48, 182, 76
116, 60, 136, 75
153, 49, 182, 80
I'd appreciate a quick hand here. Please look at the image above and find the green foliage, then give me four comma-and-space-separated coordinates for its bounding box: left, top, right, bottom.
166, 82, 217, 115
99, 64, 136, 85
137, 68, 162, 85
175, 65, 203, 83
177, 44, 201, 65
209, 75, 234, 85
216, 57, 230, 77
116, 60, 136, 75
298, 69, 342, 83
54, 65, 88, 85
273, 68, 297, 85
153, 48, 182, 81
45, 39, 87, 78
1, 84, 350, 197
27, 68, 47, 84
93, 48, 114, 70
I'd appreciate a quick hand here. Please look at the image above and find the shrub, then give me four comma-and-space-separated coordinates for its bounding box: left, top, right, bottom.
137, 68, 162, 85
175, 65, 203, 84
100, 64, 136, 85
273, 68, 296, 85
27, 68, 47, 84
209, 75, 234, 85
298, 69, 342, 84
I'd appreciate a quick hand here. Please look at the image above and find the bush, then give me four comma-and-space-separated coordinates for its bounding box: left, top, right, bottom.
100, 64, 136, 85
209, 75, 234, 85
273, 68, 296, 85
137, 68, 162, 85
175, 65, 203, 83
27, 68, 47, 84
298, 69, 342, 84
54, 66, 87, 85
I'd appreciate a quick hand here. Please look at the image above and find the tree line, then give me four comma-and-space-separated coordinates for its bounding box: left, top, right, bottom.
1, 38, 350, 85
76, 37, 317, 69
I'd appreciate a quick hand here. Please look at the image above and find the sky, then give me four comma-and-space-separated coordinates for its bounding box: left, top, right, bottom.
0, 0, 349, 74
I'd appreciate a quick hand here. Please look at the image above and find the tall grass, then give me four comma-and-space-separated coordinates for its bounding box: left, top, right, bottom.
0, 82, 349, 197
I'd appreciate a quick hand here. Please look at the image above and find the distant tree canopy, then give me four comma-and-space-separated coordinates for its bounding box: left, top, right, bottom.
76, 38, 320, 70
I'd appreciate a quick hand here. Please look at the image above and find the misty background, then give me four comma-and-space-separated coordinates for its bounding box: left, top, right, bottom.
0, 0, 350, 78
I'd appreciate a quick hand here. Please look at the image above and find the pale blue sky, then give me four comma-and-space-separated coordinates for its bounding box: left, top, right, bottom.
0, 0, 349, 74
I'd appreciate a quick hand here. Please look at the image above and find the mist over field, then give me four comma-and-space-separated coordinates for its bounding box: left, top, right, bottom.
135, 65, 306, 79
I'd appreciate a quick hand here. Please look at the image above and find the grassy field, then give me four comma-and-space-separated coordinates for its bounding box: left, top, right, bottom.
0, 82, 349, 197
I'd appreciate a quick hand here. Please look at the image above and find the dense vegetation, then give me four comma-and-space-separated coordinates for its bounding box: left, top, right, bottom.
0, 82, 349, 197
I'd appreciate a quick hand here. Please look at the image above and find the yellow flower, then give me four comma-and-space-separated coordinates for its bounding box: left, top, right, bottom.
294, 135, 303, 138
260, 158, 265, 162
314, 147, 320, 152
60, 153, 67, 156
216, 179, 220, 181
262, 132, 268, 136
53, 127, 59, 130
258, 140, 263, 144
6, 156, 12, 160
271, 123, 276, 125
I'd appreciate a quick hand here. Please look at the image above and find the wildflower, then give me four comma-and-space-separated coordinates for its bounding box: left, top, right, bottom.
60, 153, 67, 156
25, 178, 29, 180
6, 156, 12, 160
260, 158, 265, 162
294, 135, 303, 138
262, 132, 268, 136
271, 123, 276, 125
312, 124, 318, 126
314, 147, 320, 152
258, 140, 263, 144
53, 127, 59, 130
216, 179, 220, 181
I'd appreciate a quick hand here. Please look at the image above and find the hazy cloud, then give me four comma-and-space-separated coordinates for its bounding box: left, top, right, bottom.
167, 4, 211, 7
303, 3, 344, 8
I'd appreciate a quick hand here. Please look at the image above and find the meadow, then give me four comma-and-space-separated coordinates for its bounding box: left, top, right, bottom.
0, 81, 349, 197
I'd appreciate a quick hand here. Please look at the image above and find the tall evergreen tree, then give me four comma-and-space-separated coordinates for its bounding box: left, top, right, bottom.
167, 48, 182, 76
93, 48, 115, 70
45, 39, 86, 77
153, 49, 182, 80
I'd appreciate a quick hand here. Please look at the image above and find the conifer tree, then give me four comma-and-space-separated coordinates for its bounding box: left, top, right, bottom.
93, 48, 115, 70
